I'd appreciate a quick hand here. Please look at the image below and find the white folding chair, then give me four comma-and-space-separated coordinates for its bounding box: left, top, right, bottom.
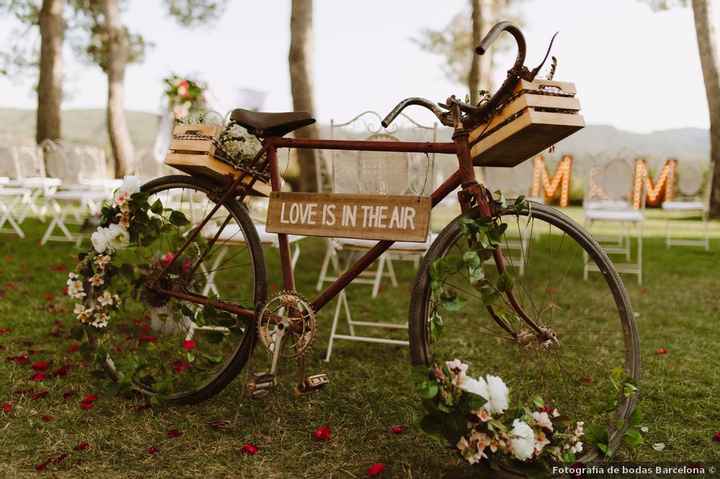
318, 111, 438, 361
662, 161, 710, 251
0, 177, 29, 238
583, 157, 644, 285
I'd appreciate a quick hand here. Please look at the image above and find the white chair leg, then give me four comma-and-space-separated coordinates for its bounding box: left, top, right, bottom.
0, 203, 25, 238
316, 243, 333, 291
385, 256, 398, 287
636, 222, 643, 286
372, 255, 386, 298
291, 244, 301, 268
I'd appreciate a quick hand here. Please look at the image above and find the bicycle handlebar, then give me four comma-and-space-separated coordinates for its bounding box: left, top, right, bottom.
382, 21, 532, 129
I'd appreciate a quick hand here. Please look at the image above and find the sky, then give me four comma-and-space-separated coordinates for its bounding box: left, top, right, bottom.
0, 0, 717, 133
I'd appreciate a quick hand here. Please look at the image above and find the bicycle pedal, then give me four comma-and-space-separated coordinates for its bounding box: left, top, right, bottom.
247, 372, 276, 399
294, 373, 329, 396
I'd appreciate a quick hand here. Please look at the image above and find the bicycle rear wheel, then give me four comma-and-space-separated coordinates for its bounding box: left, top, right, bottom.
90, 175, 267, 404
409, 202, 640, 460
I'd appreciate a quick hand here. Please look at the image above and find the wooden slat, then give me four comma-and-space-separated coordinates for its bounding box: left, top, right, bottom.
470, 109, 585, 168
266, 192, 431, 242
469, 94, 581, 144
165, 152, 271, 197
516, 79, 576, 96
169, 138, 216, 154
172, 124, 223, 137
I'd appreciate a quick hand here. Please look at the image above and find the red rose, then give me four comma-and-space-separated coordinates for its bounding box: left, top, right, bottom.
182, 339, 196, 351
313, 425, 331, 441
31, 372, 46, 382
160, 252, 175, 267
240, 443, 258, 455
2, 402, 11, 413
172, 360, 191, 373
367, 463, 385, 476
389, 425, 405, 434
713, 432, 720, 443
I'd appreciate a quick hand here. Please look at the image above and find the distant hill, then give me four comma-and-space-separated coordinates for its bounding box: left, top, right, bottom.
0, 108, 710, 174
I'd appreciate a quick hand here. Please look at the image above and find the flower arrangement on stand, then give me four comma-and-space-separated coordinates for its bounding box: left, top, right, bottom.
163, 74, 207, 121
418, 359, 585, 468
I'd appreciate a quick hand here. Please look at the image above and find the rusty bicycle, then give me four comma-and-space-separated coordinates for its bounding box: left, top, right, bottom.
90, 22, 639, 461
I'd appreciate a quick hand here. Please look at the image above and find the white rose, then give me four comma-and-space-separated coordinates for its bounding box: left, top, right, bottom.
510, 419, 535, 461
91, 224, 129, 253
484, 375, 509, 414
532, 411, 554, 431
460, 376, 488, 398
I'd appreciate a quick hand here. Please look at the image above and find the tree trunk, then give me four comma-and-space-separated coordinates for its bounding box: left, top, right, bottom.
692, 0, 720, 218
102, 0, 133, 178
36, 0, 64, 144
468, 0, 483, 104
289, 0, 319, 192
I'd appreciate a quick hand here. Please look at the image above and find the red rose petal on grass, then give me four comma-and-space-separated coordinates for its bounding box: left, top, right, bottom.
139, 335, 157, 343
313, 424, 332, 441
367, 463, 385, 476
74, 442, 90, 451
41, 415, 54, 422
67, 343, 80, 353
63, 390, 76, 400
32, 390, 49, 401
53, 365, 71, 378
713, 432, 720, 443
656, 348, 668, 355
79, 401, 94, 410
579, 376, 593, 385
50, 264, 67, 273
83, 394, 97, 402
31, 372, 46, 382
35, 460, 50, 472
7, 353, 30, 365
134, 404, 151, 413
0, 345, 5, 351
208, 419, 231, 430
0, 327, 11, 335
32, 360, 50, 371
3, 282, 16, 290
389, 425, 405, 434
240, 443, 258, 455
52, 453, 68, 465
167, 429, 183, 438
2, 402, 11, 413
147, 446, 159, 455
182, 339, 196, 351
43, 292, 55, 302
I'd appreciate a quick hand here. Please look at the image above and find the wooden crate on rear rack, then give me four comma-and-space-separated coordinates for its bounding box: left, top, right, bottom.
165, 124, 271, 197
469, 79, 584, 168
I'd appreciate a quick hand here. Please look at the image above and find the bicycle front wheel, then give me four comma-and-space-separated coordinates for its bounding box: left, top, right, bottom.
409, 202, 640, 461
89, 175, 267, 405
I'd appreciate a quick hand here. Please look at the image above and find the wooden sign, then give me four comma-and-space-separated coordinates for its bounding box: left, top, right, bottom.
266, 192, 431, 242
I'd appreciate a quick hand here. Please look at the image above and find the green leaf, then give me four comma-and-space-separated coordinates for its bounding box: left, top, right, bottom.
169, 210, 190, 226
418, 380, 439, 400
532, 396, 544, 408
150, 199, 163, 214
440, 291, 465, 312
624, 428, 644, 447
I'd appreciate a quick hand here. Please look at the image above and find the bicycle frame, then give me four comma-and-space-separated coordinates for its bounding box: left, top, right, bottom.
151, 128, 502, 321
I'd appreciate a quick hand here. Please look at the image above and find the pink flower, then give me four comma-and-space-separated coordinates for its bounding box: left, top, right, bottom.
241, 443, 258, 455
313, 425, 331, 441
367, 463, 385, 476
182, 339, 196, 351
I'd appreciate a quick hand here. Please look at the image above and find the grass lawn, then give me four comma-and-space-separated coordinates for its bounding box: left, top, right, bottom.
1, 212, 719, 478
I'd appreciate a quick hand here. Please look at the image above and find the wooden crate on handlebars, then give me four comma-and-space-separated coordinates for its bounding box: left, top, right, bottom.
165, 124, 271, 196
469, 79, 584, 167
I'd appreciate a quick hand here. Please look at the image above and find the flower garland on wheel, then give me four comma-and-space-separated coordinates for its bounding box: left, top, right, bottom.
66, 177, 198, 390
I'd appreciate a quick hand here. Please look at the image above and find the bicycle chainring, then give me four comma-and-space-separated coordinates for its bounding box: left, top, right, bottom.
257, 291, 316, 359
